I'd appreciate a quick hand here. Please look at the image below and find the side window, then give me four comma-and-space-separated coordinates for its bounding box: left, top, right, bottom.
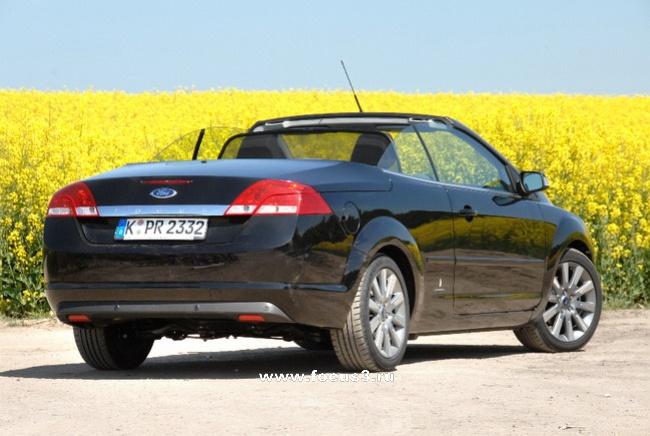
419, 127, 512, 191
391, 128, 436, 180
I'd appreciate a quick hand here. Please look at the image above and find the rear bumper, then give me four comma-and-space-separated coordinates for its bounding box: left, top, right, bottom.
55, 301, 295, 323
45, 281, 353, 329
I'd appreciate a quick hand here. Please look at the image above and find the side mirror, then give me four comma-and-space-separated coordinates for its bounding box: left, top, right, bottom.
520, 171, 549, 194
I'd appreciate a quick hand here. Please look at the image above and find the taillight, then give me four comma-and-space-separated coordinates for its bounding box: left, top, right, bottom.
225, 180, 332, 216
47, 182, 99, 217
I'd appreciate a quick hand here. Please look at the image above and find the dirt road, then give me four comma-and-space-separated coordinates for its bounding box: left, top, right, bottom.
1, 310, 648, 435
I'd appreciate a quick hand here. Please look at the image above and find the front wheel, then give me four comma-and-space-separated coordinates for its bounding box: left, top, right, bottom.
331, 255, 410, 372
74, 323, 154, 370
515, 249, 602, 352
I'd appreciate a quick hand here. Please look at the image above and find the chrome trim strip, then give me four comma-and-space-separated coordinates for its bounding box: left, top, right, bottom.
97, 205, 228, 217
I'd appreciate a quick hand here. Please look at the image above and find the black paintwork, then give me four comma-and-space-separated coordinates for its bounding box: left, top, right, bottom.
44, 112, 596, 342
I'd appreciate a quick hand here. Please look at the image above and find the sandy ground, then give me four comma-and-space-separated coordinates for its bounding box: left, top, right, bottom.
1, 310, 648, 436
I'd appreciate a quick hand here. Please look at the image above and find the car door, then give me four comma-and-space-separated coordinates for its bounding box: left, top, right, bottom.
416, 123, 548, 315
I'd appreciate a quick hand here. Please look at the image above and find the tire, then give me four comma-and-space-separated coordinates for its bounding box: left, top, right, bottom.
331, 255, 410, 372
515, 249, 602, 352
73, 323, 154, 370
294, 330, 334, 351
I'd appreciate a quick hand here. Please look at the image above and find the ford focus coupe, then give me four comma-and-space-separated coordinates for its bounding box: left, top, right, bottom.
44, 112, 602, 371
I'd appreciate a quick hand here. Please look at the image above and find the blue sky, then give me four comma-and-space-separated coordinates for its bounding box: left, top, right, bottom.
1, 0, 648, 95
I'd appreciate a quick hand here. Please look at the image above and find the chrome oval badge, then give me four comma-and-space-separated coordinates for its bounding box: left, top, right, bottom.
150, 187, 178, 199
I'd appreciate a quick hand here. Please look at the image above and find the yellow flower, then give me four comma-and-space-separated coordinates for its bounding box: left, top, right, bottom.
1, 90, 650, 310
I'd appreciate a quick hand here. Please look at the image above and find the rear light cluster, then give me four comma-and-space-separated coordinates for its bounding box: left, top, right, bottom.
47, 182, 99, 217
46, 179, 331, 218
225, 180, 332, 216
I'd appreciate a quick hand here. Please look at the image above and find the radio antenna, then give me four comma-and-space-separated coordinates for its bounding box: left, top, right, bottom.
340, 60, 363, 112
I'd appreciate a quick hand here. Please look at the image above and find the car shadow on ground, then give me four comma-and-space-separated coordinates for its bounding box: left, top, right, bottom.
402, 343, 526, 365
0, 343, 527, 381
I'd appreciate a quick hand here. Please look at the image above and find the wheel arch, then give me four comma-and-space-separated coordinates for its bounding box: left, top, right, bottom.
376, 244, 417, 317
566, 239, 593, 261
342, 216, 424, 317
549, 214, 596, 268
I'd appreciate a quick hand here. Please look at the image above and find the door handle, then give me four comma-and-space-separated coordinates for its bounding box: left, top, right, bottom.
459, 205, 478, 221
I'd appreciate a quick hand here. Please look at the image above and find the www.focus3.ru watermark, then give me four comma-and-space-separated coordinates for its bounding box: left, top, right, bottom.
259, 369, 394, 383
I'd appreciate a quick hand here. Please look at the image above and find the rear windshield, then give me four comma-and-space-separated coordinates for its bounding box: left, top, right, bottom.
155, 128, 398, 168
219, 131, 396, 168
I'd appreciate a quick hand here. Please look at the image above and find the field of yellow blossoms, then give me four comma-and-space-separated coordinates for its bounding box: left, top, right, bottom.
1, 89, 649, 316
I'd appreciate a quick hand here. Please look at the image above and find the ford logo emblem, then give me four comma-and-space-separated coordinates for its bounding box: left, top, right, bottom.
150, 187, 178, 199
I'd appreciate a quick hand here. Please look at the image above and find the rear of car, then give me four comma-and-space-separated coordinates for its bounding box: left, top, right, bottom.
44, 130, 396, 369
45, 162, 374, 321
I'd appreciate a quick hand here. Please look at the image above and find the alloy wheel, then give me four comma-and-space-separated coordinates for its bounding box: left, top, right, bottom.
368, 267, 408, 358
543, 260, 598, 342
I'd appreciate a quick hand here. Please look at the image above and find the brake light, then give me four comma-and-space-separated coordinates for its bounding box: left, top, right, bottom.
225, 180, 332, 216
47, 182, 99, 217
140, 179, 193, 185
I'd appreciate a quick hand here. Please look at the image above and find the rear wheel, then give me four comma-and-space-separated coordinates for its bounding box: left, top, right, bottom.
332, 255, 410, 372
515, 249, 602, 352
73, 323, 154, 370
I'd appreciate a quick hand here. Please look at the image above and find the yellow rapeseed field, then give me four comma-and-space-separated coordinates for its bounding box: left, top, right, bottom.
1, 89, 649, 315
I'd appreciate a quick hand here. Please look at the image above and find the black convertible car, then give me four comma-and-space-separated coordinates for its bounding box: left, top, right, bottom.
44, 112, 602, 371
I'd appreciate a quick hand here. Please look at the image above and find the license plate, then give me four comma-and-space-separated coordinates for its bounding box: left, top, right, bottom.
115, 218, 208, 241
